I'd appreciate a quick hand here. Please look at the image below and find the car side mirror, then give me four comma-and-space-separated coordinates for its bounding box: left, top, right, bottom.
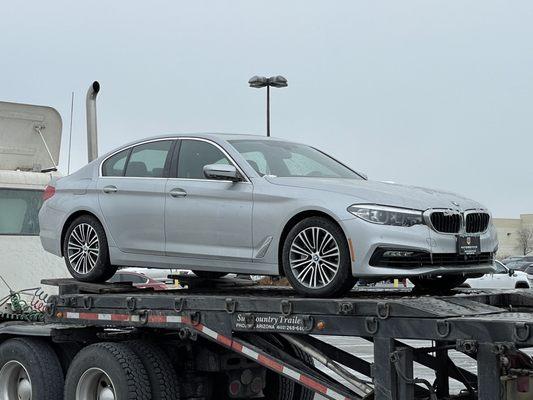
203, 164, 241, 182
508, 269, 515, 277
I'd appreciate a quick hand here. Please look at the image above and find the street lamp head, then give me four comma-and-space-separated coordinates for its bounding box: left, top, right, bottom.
248, 75, 288, 88
248, 75, 269, 88
268, 75, 288, 88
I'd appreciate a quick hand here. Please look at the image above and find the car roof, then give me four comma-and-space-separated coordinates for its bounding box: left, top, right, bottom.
95, 133, 298, 163
126, 132, 293, 143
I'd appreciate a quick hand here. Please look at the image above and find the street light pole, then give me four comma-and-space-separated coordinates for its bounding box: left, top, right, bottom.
266, 85, 270, 137
248, 75, 287, 137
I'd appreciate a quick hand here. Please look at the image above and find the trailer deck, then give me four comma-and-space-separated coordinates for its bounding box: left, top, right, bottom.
25, 277, 533, 400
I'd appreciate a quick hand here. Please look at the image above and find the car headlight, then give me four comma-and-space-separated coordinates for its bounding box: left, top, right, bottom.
348, 204, 424, 227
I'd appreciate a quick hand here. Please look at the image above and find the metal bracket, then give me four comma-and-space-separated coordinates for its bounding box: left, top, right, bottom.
139, 310, 149, 325
83, 296, 94, 310
190, 311, 201, 326
338, 302, 355, 315
514, 323, 530, 342
436, 320, 451, 338
126, 297, 137, 311
225, 298, 237, 314
365, 317, 379, 334
244, 313, 255, 329
281, 300, 293, 316
174, 298, 186, 312
377, 302, 390, 319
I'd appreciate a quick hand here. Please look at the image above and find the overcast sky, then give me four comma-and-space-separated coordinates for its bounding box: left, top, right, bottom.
1, 1, 532, 218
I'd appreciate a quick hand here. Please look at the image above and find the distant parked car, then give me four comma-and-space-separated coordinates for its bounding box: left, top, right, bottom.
108, 271, 168, 290
525, 266, 533, 288
463, 261, 530, 289
501, 256, 524, 264
504, 259, 533, 272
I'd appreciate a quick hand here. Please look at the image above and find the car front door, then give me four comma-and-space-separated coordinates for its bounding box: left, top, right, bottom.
164, 138, 253, 261
97, 139, 175, 255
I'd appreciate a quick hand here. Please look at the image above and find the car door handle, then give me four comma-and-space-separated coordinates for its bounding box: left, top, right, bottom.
169, 188, 187, 198
103, 185, 118, 194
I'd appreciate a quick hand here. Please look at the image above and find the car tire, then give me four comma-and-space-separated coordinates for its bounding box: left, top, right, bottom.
410, 275, 467, 292
0, 337, 64, 400
282, 217, 356, 297
64, 342, 151, 400
63, 214, 117, 282
193, 271, 228, 279
125, 340, 181, 399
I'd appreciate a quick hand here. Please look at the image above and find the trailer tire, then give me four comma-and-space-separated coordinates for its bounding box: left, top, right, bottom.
52, 341, 82, 376
63, 214, 118, 282
64, 342, 151, 400
0, 337, 64, 400
126, 340, 180, 399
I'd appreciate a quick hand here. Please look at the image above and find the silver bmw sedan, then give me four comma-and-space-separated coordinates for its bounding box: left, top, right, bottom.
39, 134, 498, 297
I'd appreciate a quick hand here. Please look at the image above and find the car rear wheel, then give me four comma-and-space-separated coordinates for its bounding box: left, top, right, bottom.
282, 217, 356, 297
63, 215, 117, 282
193, 271, 228, 279
410, 275, 467, 292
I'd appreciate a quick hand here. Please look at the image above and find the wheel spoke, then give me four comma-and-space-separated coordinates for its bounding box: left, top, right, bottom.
290, 243, 312, 257
290, 258, 311, 270
298, 231, 315, 253
297, 263, 313, 281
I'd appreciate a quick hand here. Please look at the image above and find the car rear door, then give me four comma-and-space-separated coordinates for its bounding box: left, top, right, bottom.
164, 138, 253, 261
97, 139, 175, 255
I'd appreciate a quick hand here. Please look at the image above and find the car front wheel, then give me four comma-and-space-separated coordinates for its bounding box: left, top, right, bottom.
282, 217, 356, 297
63, 215, 117, 282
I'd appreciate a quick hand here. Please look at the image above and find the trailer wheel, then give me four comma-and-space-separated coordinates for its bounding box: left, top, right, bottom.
0, 337, 64, 400
63, 215, 117, 282
64, 342, 151, 400
126, 340, 180, 399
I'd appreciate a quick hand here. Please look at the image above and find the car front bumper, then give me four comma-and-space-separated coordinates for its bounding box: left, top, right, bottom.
339, 217, 498, 278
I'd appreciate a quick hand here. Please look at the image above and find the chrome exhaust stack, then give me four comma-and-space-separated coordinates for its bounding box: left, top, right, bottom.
86, 81, 100, 163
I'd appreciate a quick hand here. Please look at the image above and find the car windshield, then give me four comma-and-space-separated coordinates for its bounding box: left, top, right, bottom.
229, 140, 362, 179
506, 260, 531, 271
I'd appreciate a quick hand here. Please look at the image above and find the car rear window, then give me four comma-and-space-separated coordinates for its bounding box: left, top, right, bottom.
102, 148, 130, 177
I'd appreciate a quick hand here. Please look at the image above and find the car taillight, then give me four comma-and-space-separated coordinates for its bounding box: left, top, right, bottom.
43, 185, 56, 201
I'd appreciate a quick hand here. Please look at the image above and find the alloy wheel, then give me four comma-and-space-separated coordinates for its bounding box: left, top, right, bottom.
0, 360, 32, 400
68, 223, 100, 275
289, 227, 340, 289
76, 368, 116, 400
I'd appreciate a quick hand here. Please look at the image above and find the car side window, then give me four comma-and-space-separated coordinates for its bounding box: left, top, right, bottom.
102, 149, 130, 177
240, 151, 268, 176
177, 140, 231, 179
124, 140, 173, 178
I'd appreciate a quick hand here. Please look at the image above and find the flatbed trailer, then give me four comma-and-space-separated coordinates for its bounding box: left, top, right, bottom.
2, 277, 533, 400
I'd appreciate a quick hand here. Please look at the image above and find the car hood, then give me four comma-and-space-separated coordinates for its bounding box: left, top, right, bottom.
265, 177, 485, 211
